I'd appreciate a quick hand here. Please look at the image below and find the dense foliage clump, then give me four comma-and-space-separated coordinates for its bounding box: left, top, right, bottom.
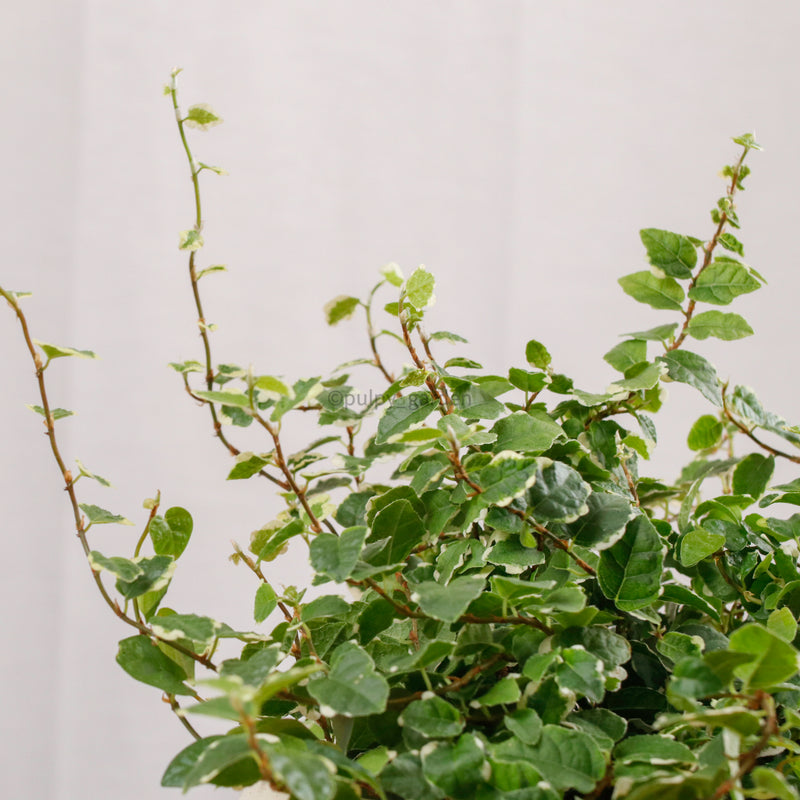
4, 73, 800, 799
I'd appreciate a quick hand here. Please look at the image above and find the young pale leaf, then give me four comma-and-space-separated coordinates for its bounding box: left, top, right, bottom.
618, 271, 685, 311
656, 350, 722, 406
405, 266, 436, 309
525, 339, 552, 369
75, 458, 112, 487
34, 340, 98, 360
178, 229, 204, 251
307, 642, 389, 717
688, 258, 760, 305
410, 575, 485, 623
380, 262, 404, 286
194, 389, 250, 407
116, 635, 193, 695
609, 362, 666, 392
728, 624, 800, 690
686, 310, 753, 341
687, 415, 723, 451
324, 295, 360, 326
598, 515, 664, 612
376, 391, 438, 444
184, 103, 223, 129
639, 228, 698, 279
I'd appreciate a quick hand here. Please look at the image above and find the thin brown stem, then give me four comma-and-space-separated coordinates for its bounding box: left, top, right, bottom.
165, 694, 202, 741
669, 146, 750, 352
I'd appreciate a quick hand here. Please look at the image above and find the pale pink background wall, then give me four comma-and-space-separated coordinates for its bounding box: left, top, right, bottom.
2, 2, 799, 798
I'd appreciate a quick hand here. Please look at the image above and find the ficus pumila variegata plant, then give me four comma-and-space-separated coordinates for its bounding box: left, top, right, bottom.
4, 70, 800, 800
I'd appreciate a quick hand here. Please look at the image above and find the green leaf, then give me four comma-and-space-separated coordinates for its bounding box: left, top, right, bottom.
687, 415, 723, 451
88, 551, 142, 582
717, 233, 745, 256
598, 515, 664, 612
421, 734, 485, 797
184, 103, 223, 129
473, 676, 521, 706
491, 411, 563, 453
196, 264, 227, 280
604, 340, 647, 372
262, 740, 337, 800
657, 350, 722, 406
255, 519, 306, 562
254, 582, 278, 622
151, 613, 220, 645
34, 340, 98, 360
376, 391, 438, 443
116, 635, 193, 695
728, 624, 800, 690
324, 295, 360, 326
609, 361, 666, 392
524, 725, 606, 793
310, 526, 367, 582
307, 642, 389, 717
114, 555, 175, 600
508, 367, 549, 393
569, 492, 636, 550
75, 458, 112, 487
729, 386, 800, 447
750, 766, 799, 800
767, 607, 798, 643
527, 459, 591, 523
678, 527, 726, 567
301, 595, 350, 621
26, 404, 74, 420
525, 339, 552, 369
639, 228, 698, 279
255, 375, 290, 396
368, 500, 426, 564
623, 323, 678, 342
149, 506, 193, 558
180, 735, 259, 790
410, 575, 485, 623
405, 266, 436, 310
732, 132, 762, 150
732, 453, 774, 499
687, 310, 753, 341
614, 735, 697, 765
618, 271, 685, 311
227, 452, 270, 480
475, 452, 539, 508
504, 709, 543, 745
688, 258, 760, 305
554, 646, 605, 702
400, 696, 464, 739
80, 503, 132, 525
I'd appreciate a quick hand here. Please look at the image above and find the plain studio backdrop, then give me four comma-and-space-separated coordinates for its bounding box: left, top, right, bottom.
2, 2, 799, 798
